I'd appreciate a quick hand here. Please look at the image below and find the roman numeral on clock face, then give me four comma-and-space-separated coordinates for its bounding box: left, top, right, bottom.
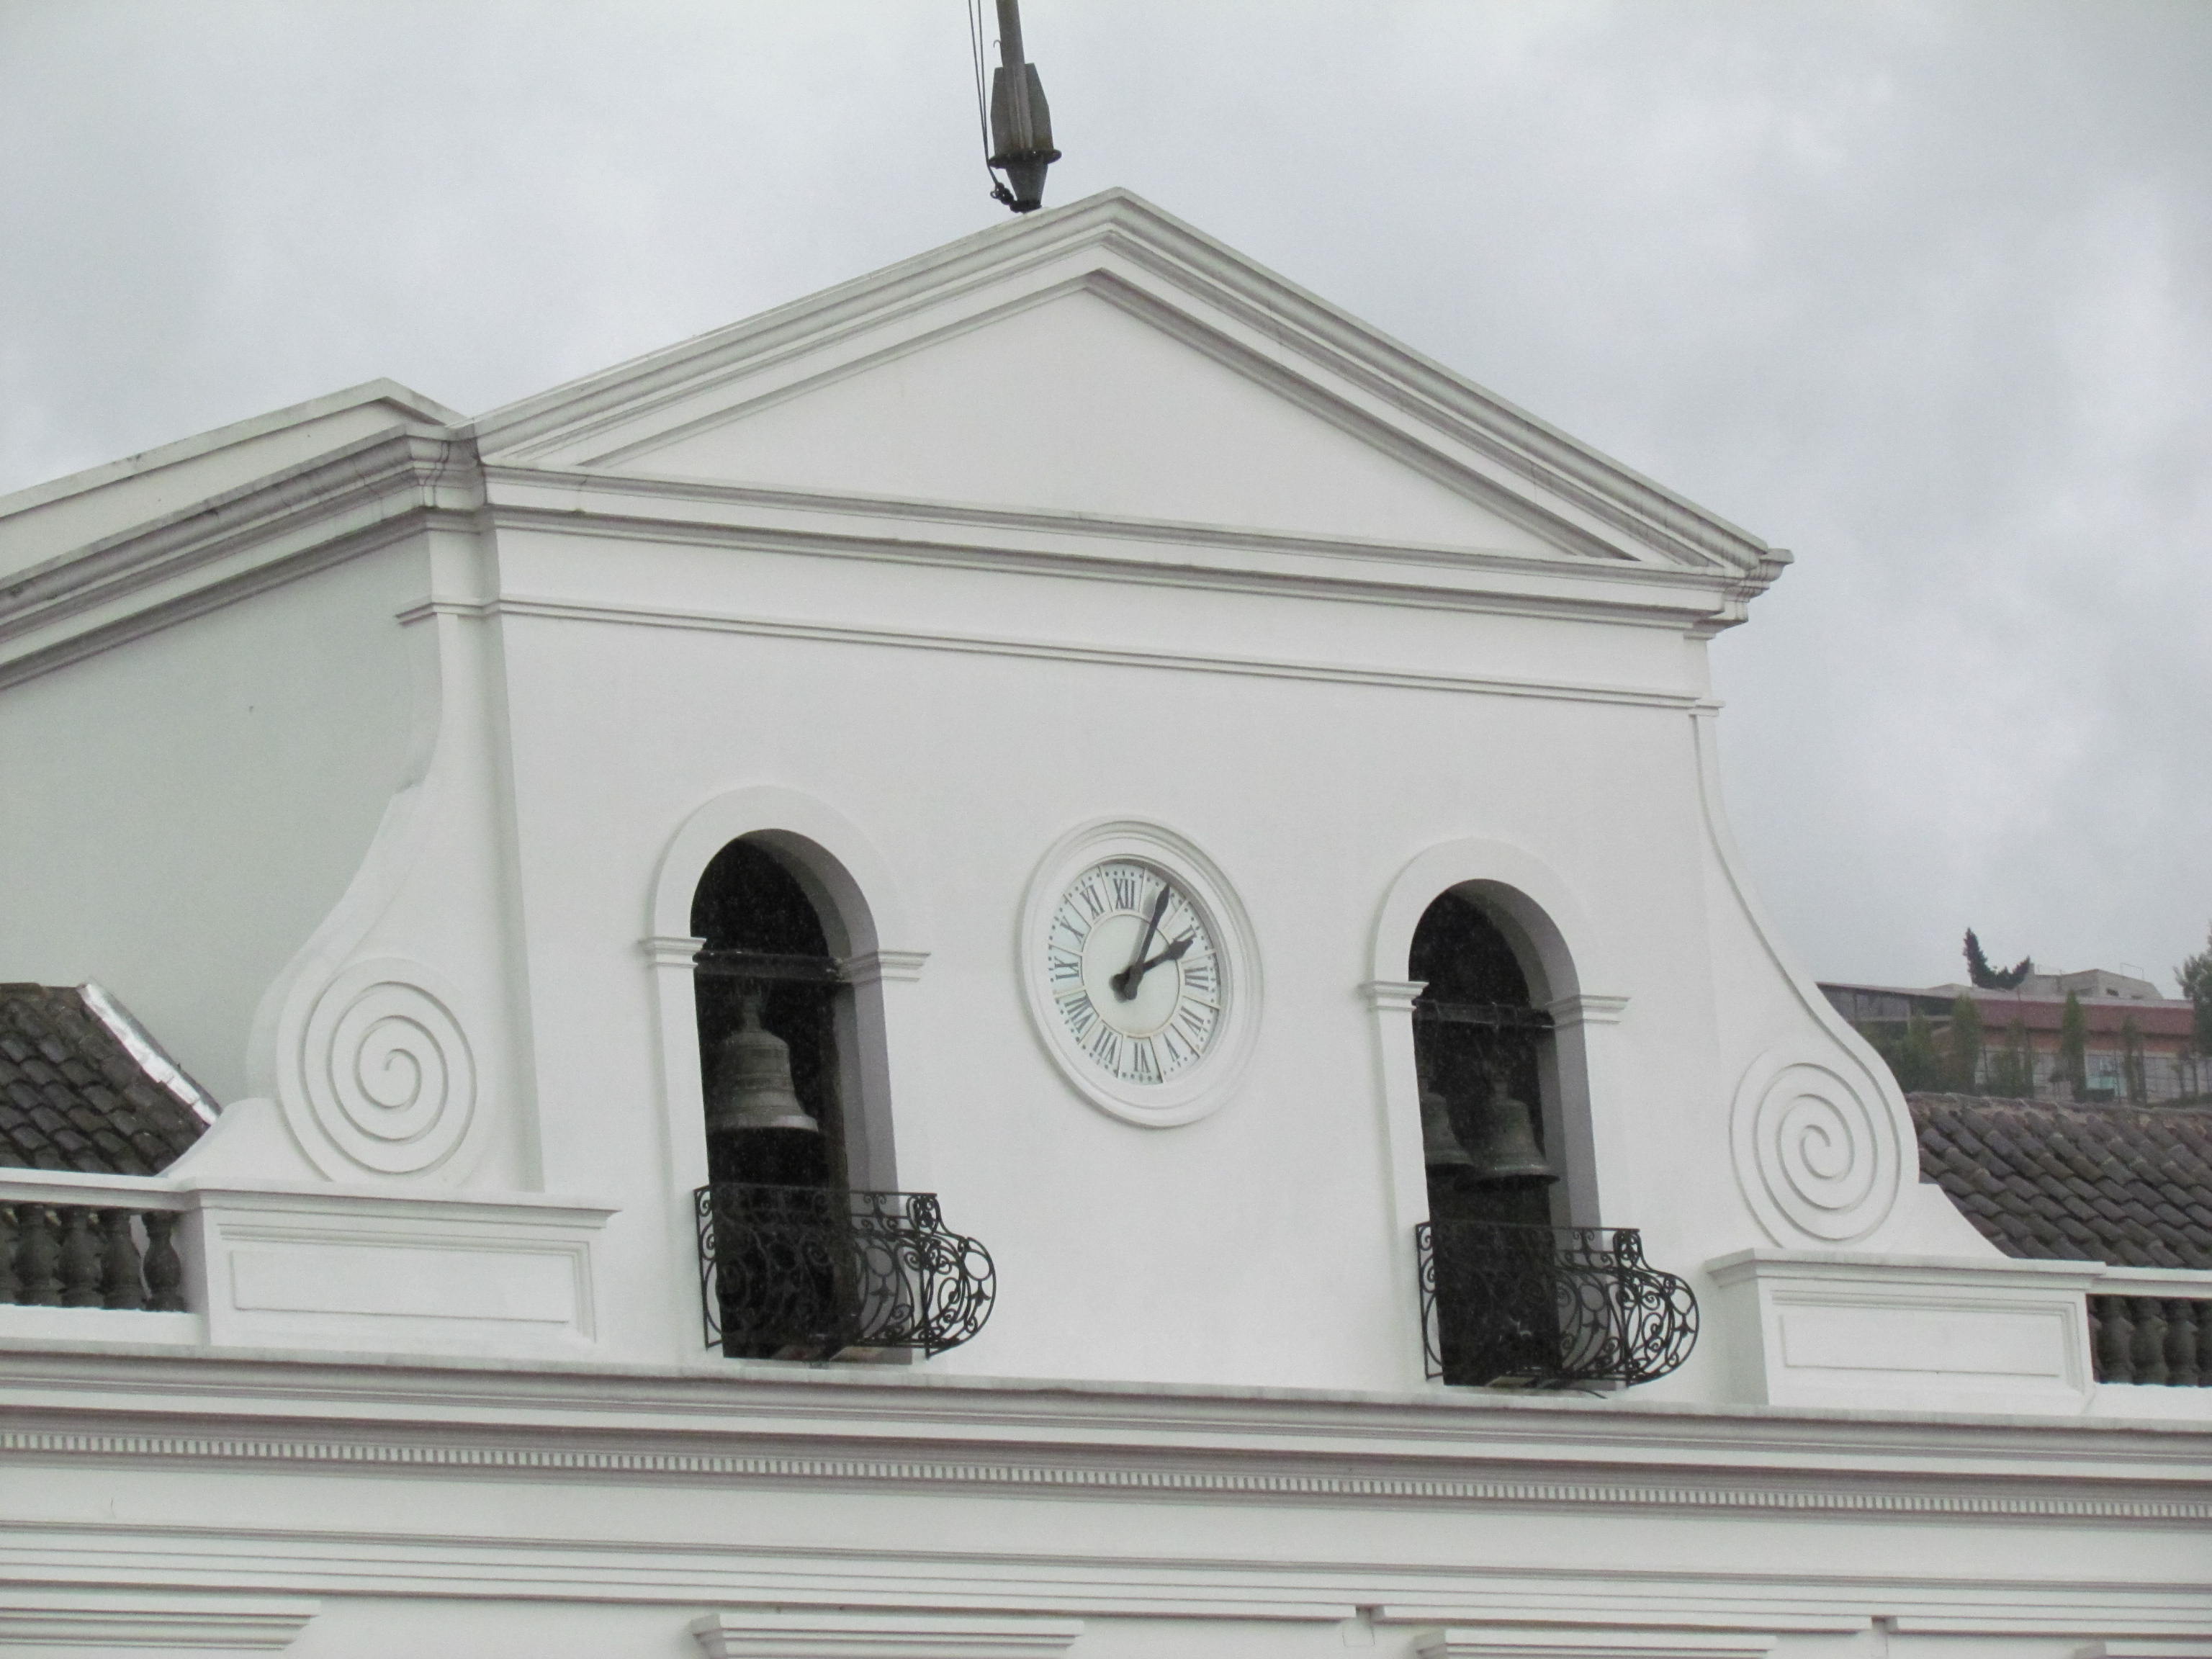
1046, 858, 1226, 1089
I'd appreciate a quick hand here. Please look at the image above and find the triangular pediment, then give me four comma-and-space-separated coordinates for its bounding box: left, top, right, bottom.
604, 288, 1561, 556
474, 192, 1779, 581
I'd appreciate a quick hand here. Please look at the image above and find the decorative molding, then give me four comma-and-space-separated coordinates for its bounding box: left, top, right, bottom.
1417, 1629, 1774, 1659
0, 1591, 318, 1651
1545, 994, 1630, 1028
0, 428, 478, 682
1729, 1053, 1902, 1247
691, 1609, 1083, 1659
295, 956, 479, 1177
475, 461, 1751, 635
491, 593, 1703, 711
1363, 979, 1427, 1014
395, 597, 498, 624
2074, 1645, 2212, 1658
1, 1426, 2206, 1523
644, 934, 709, 970
842, 949, 930, 986
649, 783, 913, 951
468, 192, 1779, 585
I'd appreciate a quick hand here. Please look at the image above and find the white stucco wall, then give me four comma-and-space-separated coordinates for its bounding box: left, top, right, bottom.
0, 545, 421, 1102
482, 519, 1748, 1388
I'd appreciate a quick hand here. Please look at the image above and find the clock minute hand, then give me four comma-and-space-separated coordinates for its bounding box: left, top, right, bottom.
1112, 886, 1174, 1001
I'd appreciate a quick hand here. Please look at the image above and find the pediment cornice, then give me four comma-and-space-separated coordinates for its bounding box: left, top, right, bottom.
468, 192, 1788, 592
477, 462, 1763, 635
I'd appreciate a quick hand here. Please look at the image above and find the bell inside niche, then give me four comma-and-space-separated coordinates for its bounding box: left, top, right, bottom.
708, 990, 819, 1139
1421, 1084, 1477, 1172
1462, 1070, 1557, 1189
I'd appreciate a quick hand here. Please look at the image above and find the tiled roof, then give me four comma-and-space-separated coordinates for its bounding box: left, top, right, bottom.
1910, 1091, 2212, 1269
0, 984, 211, 1176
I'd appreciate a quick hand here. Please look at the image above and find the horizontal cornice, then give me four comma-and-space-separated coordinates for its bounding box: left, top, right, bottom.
474, 593, 1704, 710
480, 464, 1755, 634
0, 428, 477, 688
0, 1346, 2205, 1519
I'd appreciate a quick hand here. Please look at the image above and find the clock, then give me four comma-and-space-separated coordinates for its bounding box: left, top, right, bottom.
1020, 821, 1259, 1126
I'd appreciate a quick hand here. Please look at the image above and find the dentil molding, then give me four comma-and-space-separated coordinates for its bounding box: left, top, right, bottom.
1, 1424, 2206, 1524
1417, 1630, 1773, 1659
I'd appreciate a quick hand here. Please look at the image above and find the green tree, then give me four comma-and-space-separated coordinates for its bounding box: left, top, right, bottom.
1964, 928, 2033, 991
1987, 1016, 2034, 1097
2179, 925, 2212, 1056
2058, 990, 2089, 1099
2120, 1014, 2147, 1103
1946, 994, 1984, 1093
1894, 1009, 1943, 1092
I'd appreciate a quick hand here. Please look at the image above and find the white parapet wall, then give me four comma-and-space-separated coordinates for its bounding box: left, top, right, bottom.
0, 1165, 613, 1360
1709, 1249, 2100, 1412
1710, 1249, 2212, 1416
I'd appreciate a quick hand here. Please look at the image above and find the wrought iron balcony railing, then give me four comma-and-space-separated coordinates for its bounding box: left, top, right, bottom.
1418, 1219, 1696, 1388
696, 1183, 995, 1361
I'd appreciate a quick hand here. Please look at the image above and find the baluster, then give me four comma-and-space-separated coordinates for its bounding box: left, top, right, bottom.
17, 1207, 62, 1305
2167, 1301, 2201, 1388
0, 1206, 17, 1304
58, 1208, 104, 1307
2131, 1298, 2170, 1386
2095, 1295, 2136, 1383
99, 1210, 148, 1310
140, 1213, 186, 1313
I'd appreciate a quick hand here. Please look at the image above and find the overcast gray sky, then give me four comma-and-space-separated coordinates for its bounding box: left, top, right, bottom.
5, 1, 2207, 993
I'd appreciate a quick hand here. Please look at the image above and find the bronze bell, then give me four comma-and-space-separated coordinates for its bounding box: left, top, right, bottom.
1464, 1072, 1557, 1187
1420, 1086, 1476, 1171
707, 992, 818, 1137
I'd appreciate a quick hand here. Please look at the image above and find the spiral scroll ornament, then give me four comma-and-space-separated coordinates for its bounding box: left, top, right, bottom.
1729, 1057, 1903, 1245
300, 960, 478, 1174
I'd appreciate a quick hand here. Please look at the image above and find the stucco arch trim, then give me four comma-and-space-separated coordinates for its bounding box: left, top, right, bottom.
649, 784, 922, 964
1365, 836, 1621, 1254
1370, 837, 1615, 1011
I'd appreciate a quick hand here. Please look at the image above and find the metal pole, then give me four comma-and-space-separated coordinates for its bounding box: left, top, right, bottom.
996, 0, 1033, 147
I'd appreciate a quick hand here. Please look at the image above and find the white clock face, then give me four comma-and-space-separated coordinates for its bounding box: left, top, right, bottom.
1046, 859, 1223, 1087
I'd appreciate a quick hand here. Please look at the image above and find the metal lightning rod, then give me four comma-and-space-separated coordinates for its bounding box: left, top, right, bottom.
978, 0, 1060, 212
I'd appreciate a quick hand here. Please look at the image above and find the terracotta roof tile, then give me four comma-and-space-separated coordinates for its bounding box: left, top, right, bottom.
0, 986, 208, 1176
1909, 1092, 2212, 1269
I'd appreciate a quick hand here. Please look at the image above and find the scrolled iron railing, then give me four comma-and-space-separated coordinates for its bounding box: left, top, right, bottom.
696, 1183, 994, 1360
1418, 1218, 1696, 1388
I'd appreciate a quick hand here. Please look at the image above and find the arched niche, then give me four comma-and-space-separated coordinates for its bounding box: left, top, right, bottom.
1370, 840, 1619, 1235
691, 837, 850, 1190
649, 786, 924, 1202
1408, 888, 1561, 1229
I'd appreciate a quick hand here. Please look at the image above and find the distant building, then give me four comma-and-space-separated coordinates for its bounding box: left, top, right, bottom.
1820, 973, 2206, 1102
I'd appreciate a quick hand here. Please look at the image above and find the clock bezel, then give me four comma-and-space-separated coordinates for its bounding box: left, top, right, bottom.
1019, 819, 1260, 1128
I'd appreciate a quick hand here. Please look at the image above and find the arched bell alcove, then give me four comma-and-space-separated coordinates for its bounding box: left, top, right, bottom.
647, 788, 992, 1366
691, 837, 850, 1191
1408, 887, 1565, 1233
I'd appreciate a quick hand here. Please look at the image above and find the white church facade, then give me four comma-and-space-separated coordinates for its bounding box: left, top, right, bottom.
0, 192, 2206, 1658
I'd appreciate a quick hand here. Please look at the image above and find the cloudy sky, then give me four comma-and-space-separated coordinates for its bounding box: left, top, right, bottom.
4, 1, 2207, 993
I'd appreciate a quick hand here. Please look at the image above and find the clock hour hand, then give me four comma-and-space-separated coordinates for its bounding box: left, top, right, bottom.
1112, 885, 1173, 1001
1130, 934, 1195, 980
